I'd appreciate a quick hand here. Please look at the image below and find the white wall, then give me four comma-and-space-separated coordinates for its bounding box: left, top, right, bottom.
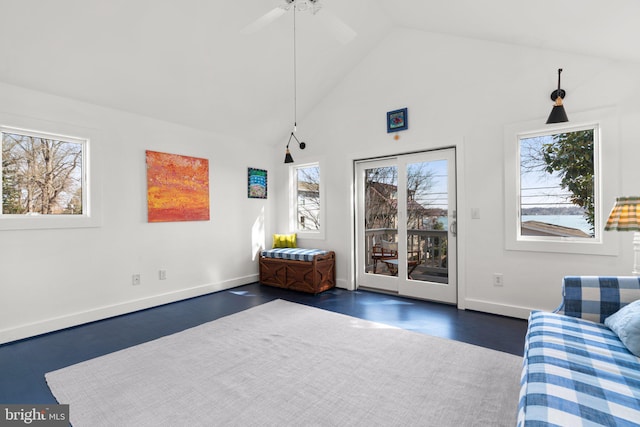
275, 28, 640, 318
0, 82, 275, 344
3, 27, 640, 344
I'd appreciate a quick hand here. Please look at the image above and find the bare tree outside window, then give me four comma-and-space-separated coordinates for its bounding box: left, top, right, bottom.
365, 166, 397, 230
364, 164, 437, 231
2, 130, 84, 215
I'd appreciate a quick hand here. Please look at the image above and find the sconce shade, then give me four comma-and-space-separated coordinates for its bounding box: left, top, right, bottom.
546, 100, 568, 124
284, 148, 294, 164
605, 197, 640, 231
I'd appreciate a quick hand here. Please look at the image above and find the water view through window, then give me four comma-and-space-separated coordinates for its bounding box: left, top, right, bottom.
519, 128, 595, 239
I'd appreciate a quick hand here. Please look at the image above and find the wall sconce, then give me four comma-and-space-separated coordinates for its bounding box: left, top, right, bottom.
546, 68, 569, 124
605, 196, 640, 275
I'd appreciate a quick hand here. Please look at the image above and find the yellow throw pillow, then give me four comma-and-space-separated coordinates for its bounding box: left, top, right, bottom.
273, 233, 297, 248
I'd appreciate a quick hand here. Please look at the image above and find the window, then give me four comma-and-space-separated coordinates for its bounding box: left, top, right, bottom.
519, 126, 597, 240
290, 162, 324, 239
0, 125, 99, 230
504, 109, 618, 255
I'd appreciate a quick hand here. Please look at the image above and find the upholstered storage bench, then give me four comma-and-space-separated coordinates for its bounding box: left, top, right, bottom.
518, 276, 640, 426
259, 248, 335, 294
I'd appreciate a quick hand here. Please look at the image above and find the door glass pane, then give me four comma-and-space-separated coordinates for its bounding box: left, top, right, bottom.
406, 160, 448, 283
364, 166, 398, 276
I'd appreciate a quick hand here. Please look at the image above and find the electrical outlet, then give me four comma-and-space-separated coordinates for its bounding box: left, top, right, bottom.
159, 269, 167, 280
493, 273, 504, 287
132, 274, 141, 286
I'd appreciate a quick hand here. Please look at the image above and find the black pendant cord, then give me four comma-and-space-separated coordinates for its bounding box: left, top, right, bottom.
284, 1, 306, 160
293, 4, 297, 133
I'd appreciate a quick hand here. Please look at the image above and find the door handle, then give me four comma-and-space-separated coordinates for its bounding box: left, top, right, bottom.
449, 210, 457, 236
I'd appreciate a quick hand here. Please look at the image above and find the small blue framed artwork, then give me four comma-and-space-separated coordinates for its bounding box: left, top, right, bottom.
387, 108, 408, 133
248, 167, 268, 199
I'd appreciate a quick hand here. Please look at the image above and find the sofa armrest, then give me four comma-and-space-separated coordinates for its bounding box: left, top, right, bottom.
558, 276, 640, 323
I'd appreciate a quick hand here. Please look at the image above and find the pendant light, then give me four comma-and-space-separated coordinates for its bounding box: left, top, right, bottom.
284, 3, 307, 163
546, 68, 569, 124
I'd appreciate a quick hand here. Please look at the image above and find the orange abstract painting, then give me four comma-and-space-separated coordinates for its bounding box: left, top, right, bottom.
146, 150, 210, 222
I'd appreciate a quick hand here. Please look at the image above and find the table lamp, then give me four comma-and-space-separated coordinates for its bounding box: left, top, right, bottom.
605, 196, 640, 275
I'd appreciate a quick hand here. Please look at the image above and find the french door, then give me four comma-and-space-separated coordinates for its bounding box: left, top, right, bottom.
355, 148, 457, 303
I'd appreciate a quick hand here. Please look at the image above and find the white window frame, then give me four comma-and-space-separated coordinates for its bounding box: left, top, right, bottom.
504, 108, 618, 255
289, 161, 325, 240
0, 122, 102, 231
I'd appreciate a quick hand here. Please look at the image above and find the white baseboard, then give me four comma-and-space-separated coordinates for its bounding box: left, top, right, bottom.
336, 278, 351, 290
463, 298, 533, 320
0, 274, 259, 345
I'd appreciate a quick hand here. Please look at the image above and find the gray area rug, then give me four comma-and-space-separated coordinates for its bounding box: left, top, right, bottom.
46, 299, 522, 426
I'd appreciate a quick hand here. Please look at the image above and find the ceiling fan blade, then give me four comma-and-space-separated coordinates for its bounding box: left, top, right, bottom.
240, 7, 287, 35
319, 11, 357, 44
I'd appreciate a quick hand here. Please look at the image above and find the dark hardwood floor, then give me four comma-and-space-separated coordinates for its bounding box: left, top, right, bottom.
0, 283, 527, 404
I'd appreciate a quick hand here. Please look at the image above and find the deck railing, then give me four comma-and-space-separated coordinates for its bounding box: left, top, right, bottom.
365, 228, 448, 278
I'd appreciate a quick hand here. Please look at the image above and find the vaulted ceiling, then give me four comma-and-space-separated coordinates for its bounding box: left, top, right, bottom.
0, 0, 638, 145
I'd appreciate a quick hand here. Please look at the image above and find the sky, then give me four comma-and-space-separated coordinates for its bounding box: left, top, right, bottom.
519, 135, 573, 210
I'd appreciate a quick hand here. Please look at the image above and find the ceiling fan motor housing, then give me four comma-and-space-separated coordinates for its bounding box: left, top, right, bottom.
285, 0, 320, 6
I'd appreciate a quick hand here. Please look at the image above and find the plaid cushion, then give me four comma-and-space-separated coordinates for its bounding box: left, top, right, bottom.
518, 311, 640, 426
560, 276, 640, 323
261, 248, 327, 262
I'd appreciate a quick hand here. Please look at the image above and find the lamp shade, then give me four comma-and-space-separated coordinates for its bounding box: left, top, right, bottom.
284, 148, 294, 164
605, 197, 640, 231
546, 102, 569, 124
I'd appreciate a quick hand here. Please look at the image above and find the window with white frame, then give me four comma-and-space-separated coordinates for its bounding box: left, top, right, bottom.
290, 162, 324, 238
1, 125, 98, 230
504, 109, 618, 255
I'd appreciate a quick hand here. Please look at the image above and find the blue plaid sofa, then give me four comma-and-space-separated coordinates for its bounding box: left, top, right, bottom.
518, 276, 640, 426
